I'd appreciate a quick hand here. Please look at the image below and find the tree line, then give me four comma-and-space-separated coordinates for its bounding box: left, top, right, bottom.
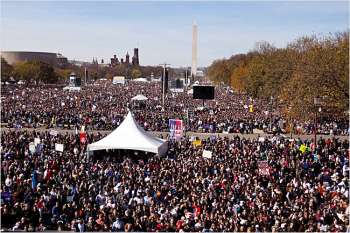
206, 30, 349, 122
1, 58, 175, 85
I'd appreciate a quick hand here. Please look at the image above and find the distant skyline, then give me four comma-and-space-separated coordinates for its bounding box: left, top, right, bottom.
1, 1, 349, 68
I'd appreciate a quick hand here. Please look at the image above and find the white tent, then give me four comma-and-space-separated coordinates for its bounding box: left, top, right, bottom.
133, 78, 148, 82
87, 111, 168, 157
131, 94, 148, 101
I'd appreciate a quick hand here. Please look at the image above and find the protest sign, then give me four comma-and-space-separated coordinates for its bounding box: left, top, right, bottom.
50, 130, 58, 136
259, 161, 269, 175
80, 133, 87, 144
36, 143, 43, 153
29, 142, 35, 152
169, 119, 183, 142
210, 135, 217, 141
193, 140, 202, 146
55, 143, 64, 152
203, 150, 212, 159
1, 191, 11, 201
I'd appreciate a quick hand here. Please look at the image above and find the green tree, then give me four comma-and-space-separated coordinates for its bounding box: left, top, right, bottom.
12, 60, 40, 85
1, 56, 13, 79
132, 69, 142, 78
32, 60, 58, 83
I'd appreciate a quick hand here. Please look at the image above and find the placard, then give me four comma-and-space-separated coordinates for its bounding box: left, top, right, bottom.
210, 135, 217, 141
169, 119, 183, 142
29, 143, 36, 152
36, 144, 43, 153
34, 138, 40, 147
202, 150, 212, 159
258, 137, 265, 142
1, 191, 11, 201
80, 133, 87, 144
193, 140, 202, 146
55, 143, 64, 152
50, 130, 58, 136
259, 161, 269, 175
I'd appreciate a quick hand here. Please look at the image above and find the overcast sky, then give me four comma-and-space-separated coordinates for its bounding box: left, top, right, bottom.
1, 1, 349, 68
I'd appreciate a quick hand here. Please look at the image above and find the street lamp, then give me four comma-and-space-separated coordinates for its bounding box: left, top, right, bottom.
314, 95, 320, 147
159, 62, 170, 112
270, 96, 274, 132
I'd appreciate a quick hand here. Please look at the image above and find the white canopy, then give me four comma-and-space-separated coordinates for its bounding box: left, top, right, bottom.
87, 111, 167, 157
131, 94, 148, 101
133, 78, 148, 82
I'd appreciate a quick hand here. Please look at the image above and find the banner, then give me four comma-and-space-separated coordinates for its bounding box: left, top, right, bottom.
202, 150, 212, 159
80, 133, 87, 144
55, 143, 64, 152
50, 130, 58, 136
259, 161, 269, 175
193, 140, 202, 146
250, 105, 254, 112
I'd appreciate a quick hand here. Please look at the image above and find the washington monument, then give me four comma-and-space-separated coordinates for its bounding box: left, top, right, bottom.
191, 21, 197, 76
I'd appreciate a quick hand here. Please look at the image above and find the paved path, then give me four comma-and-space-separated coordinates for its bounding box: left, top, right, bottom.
2, 127, 348, 141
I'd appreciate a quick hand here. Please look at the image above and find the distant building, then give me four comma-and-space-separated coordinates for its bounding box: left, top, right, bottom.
92, 57, 98, 65
126, 52, 130, 66
69, 59, 86, 67
110, 55, 120, 67
56, 53, 68, 63
132, 48, 139, 66
1, 51, 68, 65
110, 48, 139, 67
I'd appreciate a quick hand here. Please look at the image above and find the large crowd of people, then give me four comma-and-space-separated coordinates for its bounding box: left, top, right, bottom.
1, 80, 349, 136
1, 80, 349, 232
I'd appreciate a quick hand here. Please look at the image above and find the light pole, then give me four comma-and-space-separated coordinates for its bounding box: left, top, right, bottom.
270, 96, 273, 132
159, 62, 170, 111
314, 95, 320, 147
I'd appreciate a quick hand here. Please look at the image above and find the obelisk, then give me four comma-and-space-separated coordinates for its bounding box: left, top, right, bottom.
191, 21, 197, 76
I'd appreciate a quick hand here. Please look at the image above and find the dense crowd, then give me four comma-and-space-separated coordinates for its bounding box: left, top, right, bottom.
1, 81, 349, 136
1, 127, 349, 232
1, 81, 349, 232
